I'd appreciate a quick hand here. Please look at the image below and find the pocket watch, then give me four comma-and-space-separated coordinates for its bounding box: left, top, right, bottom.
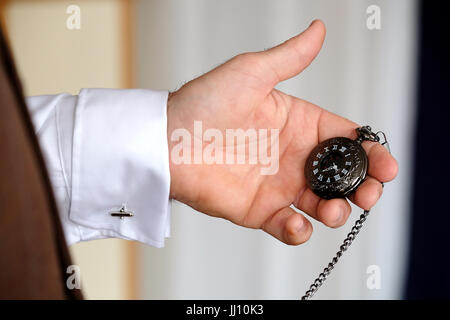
304, 136, 368, 200
301, 126, 390, 300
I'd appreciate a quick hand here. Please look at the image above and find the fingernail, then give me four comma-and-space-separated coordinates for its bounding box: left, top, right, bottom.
334, 207, 345, 224
296, 218, 305, 233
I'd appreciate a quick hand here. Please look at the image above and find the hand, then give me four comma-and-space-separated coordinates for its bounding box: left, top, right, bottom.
166, 20, 398, 245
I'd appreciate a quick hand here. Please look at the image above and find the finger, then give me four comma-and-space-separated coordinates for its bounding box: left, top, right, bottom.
262, 207, 313, 245
315, 107, 360, 142
348, 176, 383, 211
261, 19, 326, 85
314, 107, 398, 182
363, 142, 398, 182
296, 188, 352, 228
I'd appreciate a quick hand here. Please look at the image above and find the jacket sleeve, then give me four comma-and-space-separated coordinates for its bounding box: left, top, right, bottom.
26, 89, 172, 247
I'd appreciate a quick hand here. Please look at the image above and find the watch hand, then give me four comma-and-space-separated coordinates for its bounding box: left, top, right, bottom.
332, 163, 339, 173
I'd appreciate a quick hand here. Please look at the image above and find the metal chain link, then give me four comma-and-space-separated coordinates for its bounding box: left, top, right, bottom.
301, 209, 370, 300
301, 126, 390, 300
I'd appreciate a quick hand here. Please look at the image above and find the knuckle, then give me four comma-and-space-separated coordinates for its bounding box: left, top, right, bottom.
320, 210, 343, 228
232, 52, 260, 67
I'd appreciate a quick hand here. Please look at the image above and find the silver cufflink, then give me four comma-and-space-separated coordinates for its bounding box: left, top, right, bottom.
110, 204, 134, 219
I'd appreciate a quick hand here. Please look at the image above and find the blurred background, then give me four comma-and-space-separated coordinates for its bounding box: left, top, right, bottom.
1, 0, 446, 299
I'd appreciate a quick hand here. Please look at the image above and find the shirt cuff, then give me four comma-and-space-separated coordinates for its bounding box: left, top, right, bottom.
69, 88, 171, 248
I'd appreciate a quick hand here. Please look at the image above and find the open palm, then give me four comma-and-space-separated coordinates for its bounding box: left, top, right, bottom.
167, 20, 398, 245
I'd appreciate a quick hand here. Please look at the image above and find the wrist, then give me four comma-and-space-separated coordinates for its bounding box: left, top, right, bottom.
165, 87, 204, 206
167, 90, 179, 200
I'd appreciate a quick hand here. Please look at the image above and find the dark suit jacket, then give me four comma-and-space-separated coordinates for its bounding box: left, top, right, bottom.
0, 27, 82, 299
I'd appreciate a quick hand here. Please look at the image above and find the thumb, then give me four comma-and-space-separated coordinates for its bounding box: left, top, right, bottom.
262, 19, 326, 85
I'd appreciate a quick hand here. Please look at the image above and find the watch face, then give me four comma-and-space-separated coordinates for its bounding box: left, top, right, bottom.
304, 137, 368, 199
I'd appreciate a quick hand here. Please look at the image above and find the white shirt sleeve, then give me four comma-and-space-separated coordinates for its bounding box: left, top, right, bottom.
26, 88, 172, 248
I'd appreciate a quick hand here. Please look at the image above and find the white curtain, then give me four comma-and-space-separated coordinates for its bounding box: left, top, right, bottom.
136, 0, 418, 299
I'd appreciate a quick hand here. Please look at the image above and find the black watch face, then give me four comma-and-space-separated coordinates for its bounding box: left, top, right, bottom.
304, 137, 368, 199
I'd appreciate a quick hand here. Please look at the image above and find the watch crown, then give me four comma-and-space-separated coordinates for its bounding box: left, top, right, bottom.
356, 126, 379, 143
